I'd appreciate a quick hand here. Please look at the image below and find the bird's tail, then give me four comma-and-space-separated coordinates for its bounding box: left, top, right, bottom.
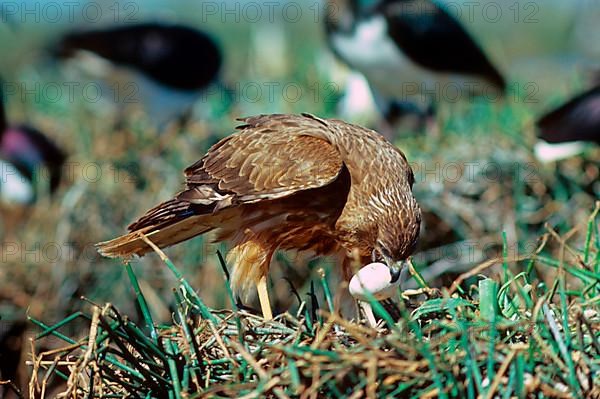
96, 198, 215, 258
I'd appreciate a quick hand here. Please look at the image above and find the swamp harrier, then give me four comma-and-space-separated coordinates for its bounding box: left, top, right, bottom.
97, 113, 421, 319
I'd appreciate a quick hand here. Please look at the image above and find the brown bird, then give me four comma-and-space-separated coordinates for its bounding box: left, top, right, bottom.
97, 113, 421, 319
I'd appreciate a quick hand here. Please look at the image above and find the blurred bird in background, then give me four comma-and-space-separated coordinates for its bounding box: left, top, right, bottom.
53, 22, 223, 127
0, 2, 594, 397
325, 0, 505, 129
535, 86, 600, 162
97, 113, 421, 320
0, 84, 66, 238
325, 0, 600, 133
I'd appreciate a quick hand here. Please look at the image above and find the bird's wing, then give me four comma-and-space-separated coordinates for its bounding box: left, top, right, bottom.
381, 0, 505, 89
180, 114, 345, 205
537, 87, 600, 143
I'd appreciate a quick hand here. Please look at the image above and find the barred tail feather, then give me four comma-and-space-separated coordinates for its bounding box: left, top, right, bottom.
96, 215, 213, 258
96, 197, 216, 258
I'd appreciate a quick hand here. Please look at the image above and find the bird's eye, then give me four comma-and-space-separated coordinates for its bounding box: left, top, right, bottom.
377, 240, 391, 258
371, 247, 381, 262
374, 240, 394, 265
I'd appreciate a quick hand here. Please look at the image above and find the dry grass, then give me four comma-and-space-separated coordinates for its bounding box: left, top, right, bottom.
24, 203, 600, 398
1, 12, 599, 398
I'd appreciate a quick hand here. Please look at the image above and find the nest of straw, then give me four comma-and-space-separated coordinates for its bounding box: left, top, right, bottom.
24, 204, 600, 399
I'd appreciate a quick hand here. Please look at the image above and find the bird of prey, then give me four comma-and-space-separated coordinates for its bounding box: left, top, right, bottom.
535, 86, 600, 162
0, 88, 66, 235
97, 113, 421, 320
325, 0, 505, 124
54, 23, 223, 126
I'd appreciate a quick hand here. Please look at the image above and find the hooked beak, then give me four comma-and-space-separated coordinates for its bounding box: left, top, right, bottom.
382, 253, 404, 284
389, 262, 402, 283
373, 245, 407, 284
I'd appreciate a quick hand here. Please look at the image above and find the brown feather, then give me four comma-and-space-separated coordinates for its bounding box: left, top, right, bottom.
97, 214, 213, 258
96, 113, 421, 299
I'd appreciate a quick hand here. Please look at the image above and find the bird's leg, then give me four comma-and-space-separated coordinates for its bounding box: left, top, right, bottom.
256, 275, 273, 320
358, 301, 378, 328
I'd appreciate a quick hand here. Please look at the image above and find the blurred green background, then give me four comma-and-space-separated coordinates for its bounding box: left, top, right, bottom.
0, 0, 598, 393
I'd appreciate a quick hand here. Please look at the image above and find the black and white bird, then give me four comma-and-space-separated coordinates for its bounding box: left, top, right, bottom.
325, 0, 600, 126
0, 91, 66, 234
535, 86, 600, 161
325, 0, 505, 124
54, 22, 223, 126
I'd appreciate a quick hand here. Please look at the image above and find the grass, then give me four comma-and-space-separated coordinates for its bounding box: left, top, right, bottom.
0, 6, 599, 397
22, 203, 600, 398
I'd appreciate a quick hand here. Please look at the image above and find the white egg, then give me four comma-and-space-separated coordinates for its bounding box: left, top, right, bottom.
349, 262, 400, 301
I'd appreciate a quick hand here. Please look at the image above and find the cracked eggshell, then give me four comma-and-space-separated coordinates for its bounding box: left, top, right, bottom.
349, 262, 400, 301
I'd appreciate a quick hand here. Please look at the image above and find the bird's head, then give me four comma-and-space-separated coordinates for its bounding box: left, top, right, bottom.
372, 195, 421, 283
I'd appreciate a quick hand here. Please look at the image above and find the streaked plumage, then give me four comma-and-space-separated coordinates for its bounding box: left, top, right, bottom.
97, 114, 421, 317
